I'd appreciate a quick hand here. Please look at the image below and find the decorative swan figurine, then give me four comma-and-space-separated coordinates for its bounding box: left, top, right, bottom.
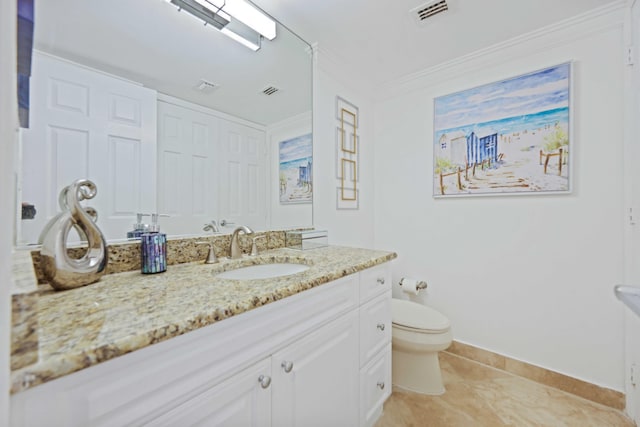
40, 179, 108, 290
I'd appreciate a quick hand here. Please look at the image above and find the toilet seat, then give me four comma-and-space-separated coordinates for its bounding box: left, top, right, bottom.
392, 299, 450, 333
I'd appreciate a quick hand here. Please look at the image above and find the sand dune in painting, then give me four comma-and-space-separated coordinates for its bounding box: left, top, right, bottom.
435, 124, 569, 196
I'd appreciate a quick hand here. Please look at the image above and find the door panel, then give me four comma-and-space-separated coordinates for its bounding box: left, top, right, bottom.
157, 101, 218, 236
20, 53, 157, 243
218, 120, 267, 230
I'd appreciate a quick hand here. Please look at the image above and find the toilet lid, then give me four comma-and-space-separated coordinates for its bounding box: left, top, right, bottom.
391, 299, 450, 332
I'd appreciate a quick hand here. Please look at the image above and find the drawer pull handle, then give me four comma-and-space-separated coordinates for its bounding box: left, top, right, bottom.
377, 277, 386, 285
281, 361, 294, 373
258, 375, 271, 389
377, 382, 385, 390
377, 323, 385, 331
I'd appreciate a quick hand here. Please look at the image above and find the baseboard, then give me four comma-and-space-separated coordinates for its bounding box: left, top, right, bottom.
445, 341, 625, 411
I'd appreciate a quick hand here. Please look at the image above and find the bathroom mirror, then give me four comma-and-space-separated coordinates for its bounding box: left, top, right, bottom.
18, 0, 313, 245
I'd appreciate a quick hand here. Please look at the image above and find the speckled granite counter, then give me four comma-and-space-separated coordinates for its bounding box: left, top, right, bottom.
10, 245, 396, 394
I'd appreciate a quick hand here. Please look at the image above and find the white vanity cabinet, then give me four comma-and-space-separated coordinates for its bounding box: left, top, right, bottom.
10, 262, 392, 427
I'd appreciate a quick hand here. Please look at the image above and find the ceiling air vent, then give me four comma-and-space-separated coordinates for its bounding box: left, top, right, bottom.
194, 79, 218, 93
262, 86, 280, 96
411, 0, 448, 23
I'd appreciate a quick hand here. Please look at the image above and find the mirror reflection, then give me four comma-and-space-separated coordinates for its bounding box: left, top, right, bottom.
18, 0, 313, 245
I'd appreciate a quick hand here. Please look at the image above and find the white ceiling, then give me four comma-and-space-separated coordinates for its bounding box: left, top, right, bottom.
34, 0, 313, 126
34, 0, 619, 126
253, 0, 619, 87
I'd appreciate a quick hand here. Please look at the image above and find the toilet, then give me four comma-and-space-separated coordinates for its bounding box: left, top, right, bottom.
391, 298, 452, 395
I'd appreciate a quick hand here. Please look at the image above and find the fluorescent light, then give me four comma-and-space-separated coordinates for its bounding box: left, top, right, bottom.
192, 0, 231, 21
167, 0, 274, 51
188, 0, 275, 40
220, 0, 276, 40
220, 27, 260, 51
169, 0, 230, 29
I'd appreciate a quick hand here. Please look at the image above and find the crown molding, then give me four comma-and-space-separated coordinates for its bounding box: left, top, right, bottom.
377, 0, 627, 101
313, 43, 376, 99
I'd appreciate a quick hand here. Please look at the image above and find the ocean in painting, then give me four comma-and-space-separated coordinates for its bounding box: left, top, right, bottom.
434, 107, 569, 145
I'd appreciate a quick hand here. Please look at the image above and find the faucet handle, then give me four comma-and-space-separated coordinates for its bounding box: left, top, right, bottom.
195, 241, 218, 264
220, 219, 235, 227
203, 221, 220, 233
251, 235, 266, 256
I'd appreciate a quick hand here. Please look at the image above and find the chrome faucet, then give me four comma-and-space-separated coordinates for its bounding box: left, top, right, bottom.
230, 225, 254, 259
203, 220, 220, 234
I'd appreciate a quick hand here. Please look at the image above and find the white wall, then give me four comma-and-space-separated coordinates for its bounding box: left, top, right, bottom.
0, 0, 17, 423
313, 47, 376, 248
373, 6, 626, 390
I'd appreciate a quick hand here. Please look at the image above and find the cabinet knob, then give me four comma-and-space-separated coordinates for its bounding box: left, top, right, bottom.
377, 323, 385, 331
377, 277, 386, 285
281, 360, 294, 373
377, 382, 385, 390
258, 375, 271, 389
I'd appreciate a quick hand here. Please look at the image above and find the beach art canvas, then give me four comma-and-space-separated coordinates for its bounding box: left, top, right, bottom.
279, 133, 312, 204
434, 63, 571, 197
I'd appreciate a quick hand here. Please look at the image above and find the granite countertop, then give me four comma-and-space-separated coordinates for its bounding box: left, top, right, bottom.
10, 246, 396, 394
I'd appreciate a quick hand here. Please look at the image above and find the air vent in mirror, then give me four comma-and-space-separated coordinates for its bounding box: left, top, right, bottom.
195, 79, 218, 93
262, 86, 280, 96
411, 0, 448, 23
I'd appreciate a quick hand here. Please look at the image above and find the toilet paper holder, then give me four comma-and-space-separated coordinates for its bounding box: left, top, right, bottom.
399, 277, 428, 290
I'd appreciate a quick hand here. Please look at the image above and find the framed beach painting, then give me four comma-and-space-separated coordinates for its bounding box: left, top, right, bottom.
279, 133, 313, 204
433, 62, 571, 197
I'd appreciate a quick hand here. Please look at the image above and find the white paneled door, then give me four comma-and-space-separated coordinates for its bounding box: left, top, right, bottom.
218, 120, 267, 231
20, 53, 157, 243
157, 101, 218, 236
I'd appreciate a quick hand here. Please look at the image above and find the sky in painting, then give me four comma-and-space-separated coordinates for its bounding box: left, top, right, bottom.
434, 63, 570, 131
279, 133, 312, 163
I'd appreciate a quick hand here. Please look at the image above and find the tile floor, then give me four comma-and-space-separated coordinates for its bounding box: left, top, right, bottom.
375, 352, 634, 427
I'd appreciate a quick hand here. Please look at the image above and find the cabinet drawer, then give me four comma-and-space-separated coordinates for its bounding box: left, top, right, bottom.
359, 263, 391, 303
359, 344, 391, 427
359, 292, 391, 367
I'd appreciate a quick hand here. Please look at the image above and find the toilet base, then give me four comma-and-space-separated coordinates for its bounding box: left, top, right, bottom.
392, 349, 445, 395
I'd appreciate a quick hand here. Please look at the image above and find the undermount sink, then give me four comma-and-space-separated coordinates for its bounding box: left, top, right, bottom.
216, 263, 310, 280
614, 285, 640, 317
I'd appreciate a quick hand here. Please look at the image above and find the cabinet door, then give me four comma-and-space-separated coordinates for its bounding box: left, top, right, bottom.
272, 311, 359, 427
144, 358, 272, 427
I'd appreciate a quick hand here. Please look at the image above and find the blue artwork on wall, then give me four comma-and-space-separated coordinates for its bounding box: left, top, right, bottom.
434, 63, 571, 197
279, 133, 312, 204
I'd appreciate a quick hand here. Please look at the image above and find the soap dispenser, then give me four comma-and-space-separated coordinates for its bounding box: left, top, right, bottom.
140, 214, 169, 274
127, 213, 150, 239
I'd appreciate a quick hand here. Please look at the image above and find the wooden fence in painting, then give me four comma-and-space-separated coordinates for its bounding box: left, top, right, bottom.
539, 148, 567, 176
438, 154, 504, 195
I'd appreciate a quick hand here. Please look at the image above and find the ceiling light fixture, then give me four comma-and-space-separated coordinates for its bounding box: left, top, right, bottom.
169, 0, 229, 30
221, 26, 261, 51
168, 0, 276, 51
